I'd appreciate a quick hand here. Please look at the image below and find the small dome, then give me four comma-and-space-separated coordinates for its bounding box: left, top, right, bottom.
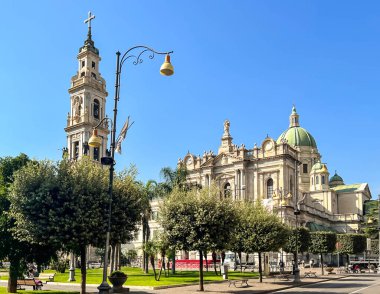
329, 172, 344, 187
276, 107, 317, 148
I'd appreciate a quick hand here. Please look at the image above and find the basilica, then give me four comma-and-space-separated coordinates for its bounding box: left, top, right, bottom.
180, 107, 371, 234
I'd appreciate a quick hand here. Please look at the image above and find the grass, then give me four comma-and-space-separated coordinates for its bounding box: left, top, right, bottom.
50, 267, 258, 286
0, 267, 258, 287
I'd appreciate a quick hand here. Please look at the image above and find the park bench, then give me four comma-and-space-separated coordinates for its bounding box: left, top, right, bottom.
304, 271, 317, 278
17, 278, 43, 290
38, 272, 56, 282
273, 273, 291, 281
241, 264, 255, 272
228, 279, 249, 287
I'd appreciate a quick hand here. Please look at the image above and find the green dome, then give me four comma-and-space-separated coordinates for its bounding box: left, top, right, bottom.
276, 106, 317, 148
329, 172, 343, 183
276, 126, 317, 148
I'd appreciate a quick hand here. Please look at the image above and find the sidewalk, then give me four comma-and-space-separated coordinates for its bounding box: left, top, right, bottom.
0, 268, 346, 294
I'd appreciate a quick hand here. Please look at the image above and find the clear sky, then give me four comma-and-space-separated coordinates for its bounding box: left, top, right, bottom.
0, 1, 379, 196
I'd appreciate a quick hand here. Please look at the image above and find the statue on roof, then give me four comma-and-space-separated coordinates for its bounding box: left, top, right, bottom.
224, 119, 230, 135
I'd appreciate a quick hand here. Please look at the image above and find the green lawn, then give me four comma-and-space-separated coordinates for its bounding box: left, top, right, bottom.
0, 267, 258, 287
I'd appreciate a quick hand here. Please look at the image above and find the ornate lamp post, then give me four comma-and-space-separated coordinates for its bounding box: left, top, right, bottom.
89, 46, 174, 294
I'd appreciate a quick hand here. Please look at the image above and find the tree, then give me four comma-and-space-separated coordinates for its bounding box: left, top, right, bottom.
10, 158, 108, 294
239, 203, 289, 282
10, 158, 144, 294
0, 154, 54, 293
109, 168, 144, 272
336, 233, 367, 266
309, 231, 337, 275
160, 165, 188, 193
283, 227, 311, 261
159, 186, 238, 291
229, 203, 250, 273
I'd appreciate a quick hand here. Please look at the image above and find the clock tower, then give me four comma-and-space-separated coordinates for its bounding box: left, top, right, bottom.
64, 12, 109, 161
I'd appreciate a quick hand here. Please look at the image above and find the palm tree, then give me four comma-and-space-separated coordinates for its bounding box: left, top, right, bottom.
160, 165, 188, 192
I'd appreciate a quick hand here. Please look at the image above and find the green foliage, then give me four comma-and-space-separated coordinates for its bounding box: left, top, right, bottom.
239, 202, 289, 254
362, 200, 379, 239
159, 185, 238, 252
110, 167, 144, 246
336, 233, 367, 255
309, 231, 337, 254
283, 227, 311, 254
10, 158, 143, 254
159, 165, 188, 194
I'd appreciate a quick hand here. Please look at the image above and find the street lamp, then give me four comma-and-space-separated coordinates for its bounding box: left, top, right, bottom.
89, 46, 174, 294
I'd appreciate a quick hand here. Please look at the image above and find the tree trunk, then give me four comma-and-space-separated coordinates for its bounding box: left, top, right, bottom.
203, 250, 208, 272
110, 244, 115, 273
157, 251, 165, 281
221, 251, 226, 265
238, 252, 242, 272
199, 250, 204, 291
118, 244, 122, 270
80, 246, 87, 294
142, 222, 146, 272
321, 253, 324, 276
150, 254, 157, 280
258, 252, 263, 283
212, 251, 219, 276
171, 249, 176, 274
7, 258, 20, 293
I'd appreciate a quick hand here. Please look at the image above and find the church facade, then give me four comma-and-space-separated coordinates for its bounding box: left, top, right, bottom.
180, 107, 371, 234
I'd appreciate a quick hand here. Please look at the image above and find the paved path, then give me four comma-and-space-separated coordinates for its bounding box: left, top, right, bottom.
276, 274, 380, 294
1, 269, 378, 294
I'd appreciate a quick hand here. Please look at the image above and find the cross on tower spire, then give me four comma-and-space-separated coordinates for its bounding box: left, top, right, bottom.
84, 11, 95, 40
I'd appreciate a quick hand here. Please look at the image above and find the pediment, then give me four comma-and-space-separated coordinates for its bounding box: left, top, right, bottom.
201, 152, 242, 167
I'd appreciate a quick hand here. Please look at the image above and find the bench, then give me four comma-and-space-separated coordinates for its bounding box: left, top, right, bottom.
241, 265, 255, 272
38, 272, 56, 282
17, 278, 43, 290
304, 271, 317, 278
228, 279, 249, 287
273, 274, 291, 281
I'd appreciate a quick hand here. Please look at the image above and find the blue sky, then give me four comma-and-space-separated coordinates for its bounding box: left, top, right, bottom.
0, 1, 379, 196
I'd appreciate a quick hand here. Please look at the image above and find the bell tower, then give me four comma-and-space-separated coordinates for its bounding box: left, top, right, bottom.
64, 12, 109, 161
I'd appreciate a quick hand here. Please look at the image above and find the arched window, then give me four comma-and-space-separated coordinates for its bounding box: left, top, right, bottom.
267, 178, 273, 198
93, 99, 100, 119
224, 183, 231, 198
322, 175, 325, 185
316, 176, 319, 185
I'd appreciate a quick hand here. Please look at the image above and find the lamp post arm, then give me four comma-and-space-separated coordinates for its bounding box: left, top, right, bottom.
92, 117, 113, 130
119, 45, 173, 70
